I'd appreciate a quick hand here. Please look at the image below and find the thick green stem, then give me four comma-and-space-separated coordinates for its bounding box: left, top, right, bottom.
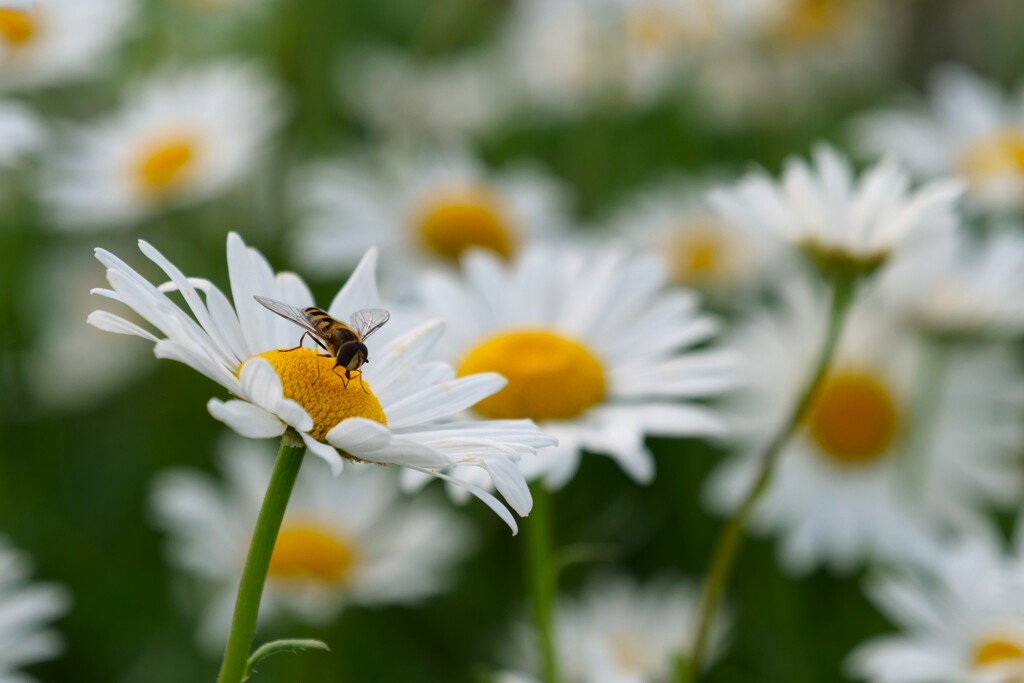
683, 280, 856, 680
216, 439, 306, 683
525, 484, 561, 683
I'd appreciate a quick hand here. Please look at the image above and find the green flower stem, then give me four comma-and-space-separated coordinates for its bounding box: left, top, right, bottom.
684, 279, 857, 681
525, 484, 561, 683
216, 438, 306, 683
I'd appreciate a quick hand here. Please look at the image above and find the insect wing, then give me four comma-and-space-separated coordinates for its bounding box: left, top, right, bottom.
253, 295, 326, 340
349, 308, 390, 341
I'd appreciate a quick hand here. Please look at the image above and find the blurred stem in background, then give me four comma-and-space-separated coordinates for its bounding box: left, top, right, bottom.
216, 439, 306, 683
683, 278, 857, 682
525, 484, 561, 683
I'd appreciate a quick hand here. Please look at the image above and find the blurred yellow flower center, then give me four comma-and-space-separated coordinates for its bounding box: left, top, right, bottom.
665, 222, 735, 284
134, 137, 198, 194
806, 371, 900, 465
416, 186, 514, 261
268, 522, 356, 583
0, 9, 36, 46
974, 635, 1024, 669
457, 329, 605, 421
775, 0, 849, 44
249, 348, 387, 441
609, 631, 659, 674
627, 6, 714, 51
959, 131, 1024, 187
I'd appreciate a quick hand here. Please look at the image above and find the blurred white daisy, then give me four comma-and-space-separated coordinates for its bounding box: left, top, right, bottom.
290, 149, 568, 284
414, 244, 738, 490
879, 227, 1024, 338
0, 99, 44, 168
152, 436, 473, 648
694, 0, 903, 127
0, 536, 71, 682
706, 284, 1024, 574
709, 144, 963, 274
848, 527, 1024, 683
854, 65, 1024, 213
499, 0, 721, 116
339, 47, 508, 142
603, 177, 786, 302
499, 574, 728, 683
88, 232, 554, 531
43, 62, 284, 229
0, 0, 133, 91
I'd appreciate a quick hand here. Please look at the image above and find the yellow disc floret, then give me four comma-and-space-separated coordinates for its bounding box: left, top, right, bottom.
774, 0, 849, 45
415, 185, 515, 261
268, 521, 357, 584
250, 348, 387, 441
805, 370, 901, 465
134, 136, 198, 195
457, 329, 605, 421
974, 634, 1024, 669
0, 9, 36, 47
664, 222, 738, 286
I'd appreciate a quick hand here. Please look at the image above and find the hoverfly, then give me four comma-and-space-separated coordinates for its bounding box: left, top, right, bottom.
253, 295, 390, 387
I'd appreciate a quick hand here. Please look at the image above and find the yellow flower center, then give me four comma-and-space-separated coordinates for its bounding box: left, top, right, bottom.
774, 0, 849, 45
249, 348, 387, 441
457, 329, 605, 421
415, 186, 515, 262
974, 635, 1024, 669
268, 521, 357, 584
663, 222, 736, 285
0, 9, 36, 47
959, 131, 1024, 187
134, 137, 198, 195
805, 370, 901, 465
626, 4, 717, 52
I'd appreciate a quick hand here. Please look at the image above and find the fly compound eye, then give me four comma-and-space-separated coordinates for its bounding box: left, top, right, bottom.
337, 341, 369, 372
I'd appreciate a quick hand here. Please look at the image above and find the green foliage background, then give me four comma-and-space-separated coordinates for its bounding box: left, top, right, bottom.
2, 1, 1023, 681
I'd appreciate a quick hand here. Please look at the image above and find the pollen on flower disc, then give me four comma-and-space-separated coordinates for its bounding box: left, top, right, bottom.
457, 329, 605, 421
251, 348, 387, 441
973, 635, 1024, 669
415, 185, 514, 261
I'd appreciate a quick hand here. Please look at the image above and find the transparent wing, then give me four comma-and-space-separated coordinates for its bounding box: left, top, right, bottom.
253, 295, 324, 339
350, 308, 390, 340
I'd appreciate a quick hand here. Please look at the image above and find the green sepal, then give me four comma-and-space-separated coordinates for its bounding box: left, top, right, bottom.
242, 639, 330, 681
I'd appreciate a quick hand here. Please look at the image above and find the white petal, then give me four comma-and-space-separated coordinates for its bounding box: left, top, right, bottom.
86, 311, 159, 342
485, 456, 533, 516
326, 418, 393, 452
207, 399, 285, 438
328, 248, 382, 318
300, 432, 344, 476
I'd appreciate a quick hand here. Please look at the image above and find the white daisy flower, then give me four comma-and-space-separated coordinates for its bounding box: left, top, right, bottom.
847, 527, 1024, 683
879, 227, 1024, 338
339, 47, 508, 142
0, 0, 133, 91
0, 536, 71, 682
693, 0, 904, 127
152, 436, 473, 648
413, 244, 738, 490
290, 148, 568, 284
709, 144, 963, 273
706, 283, 1024, 574
603, 177, 786, 302
500, 574, 728, 683
43, 62, 284, 229
0, 99, 44, 168
88, 232, 553, 531
499, 0, 721, 116
853, 65, 1024, 213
